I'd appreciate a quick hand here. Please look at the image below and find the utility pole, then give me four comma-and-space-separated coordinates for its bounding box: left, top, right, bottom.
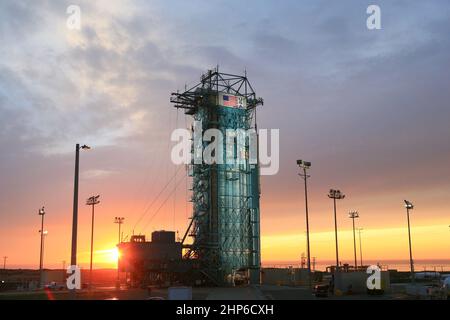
357, 228, 363, 268
301, 253, 306, 269
348, 211, 359, 270
328, 189, 345, 274
296, 159, 312, 289
38, 207, 46, 288
3, 256, 7, 270
115, 217, 124, 243
62, 260, 66, 283
114, 217, 124, 288
86, 195, 100, 290
404, 200, 415, 283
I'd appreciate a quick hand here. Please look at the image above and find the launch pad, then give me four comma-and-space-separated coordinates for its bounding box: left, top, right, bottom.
118, 68, 263, 286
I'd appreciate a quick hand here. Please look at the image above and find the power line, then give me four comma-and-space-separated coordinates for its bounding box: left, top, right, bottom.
131, 103, 183, 234
140, 174, 186, 234
132, 165, 183, 232
173, 107, 179, 230
126, 148, 160, 228
129, 155, 173, 232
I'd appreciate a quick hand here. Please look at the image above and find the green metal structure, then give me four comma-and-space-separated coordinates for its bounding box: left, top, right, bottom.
171, 68, 263, 285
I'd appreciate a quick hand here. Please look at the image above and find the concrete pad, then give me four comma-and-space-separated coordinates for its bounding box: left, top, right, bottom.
206, 286, 265, 300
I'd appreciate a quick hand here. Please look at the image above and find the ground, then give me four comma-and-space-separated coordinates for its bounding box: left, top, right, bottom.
0, 285, 412, 300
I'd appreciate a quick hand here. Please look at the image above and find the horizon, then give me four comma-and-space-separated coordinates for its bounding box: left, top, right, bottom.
6, 258, 450, 272
1, 0, 450, 271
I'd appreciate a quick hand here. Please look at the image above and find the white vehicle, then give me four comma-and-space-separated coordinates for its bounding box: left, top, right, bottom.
443, 276, 450, 299
44, 282, 65, 290
415, 272, 440, 280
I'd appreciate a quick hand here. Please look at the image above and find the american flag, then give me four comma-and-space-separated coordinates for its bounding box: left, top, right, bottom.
223, 95, 237, 107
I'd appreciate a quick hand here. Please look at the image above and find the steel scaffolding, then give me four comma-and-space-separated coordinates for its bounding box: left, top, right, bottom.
171, 68, 263, 285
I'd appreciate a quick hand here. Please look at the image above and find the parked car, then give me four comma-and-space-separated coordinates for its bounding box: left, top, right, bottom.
426, 284, 445, 300
314, 284, 330, 298
442, 276, 450, 300
367, 288, 385, 295
44, 282, 65, 290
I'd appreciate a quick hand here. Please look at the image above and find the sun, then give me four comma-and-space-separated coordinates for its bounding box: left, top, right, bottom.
112, 247, 120, 260
94, 247, 120, 267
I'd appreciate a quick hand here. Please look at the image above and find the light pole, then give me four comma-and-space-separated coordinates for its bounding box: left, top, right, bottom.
328, 189, 345, 273
296, 159, 312, 289
86, 195, 100, 290
404, 200, 415, 283
70, 144, 90, 298
41, 230, 48, 275
357, 228, 363, 268
70, 144, 90, 271
114, 217, 124, 243
3, 256, 7, 270
114, 217, 124, 288
38, 207, 45, 288
348, 211, 359, 270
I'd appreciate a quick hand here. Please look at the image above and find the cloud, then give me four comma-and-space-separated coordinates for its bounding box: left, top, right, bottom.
82, 169, 117, 179
1, 0, 450, 266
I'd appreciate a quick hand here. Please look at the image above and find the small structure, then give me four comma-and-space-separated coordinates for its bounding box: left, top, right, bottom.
334, 271, 391, 294
261, 267, 310, 286
118, 231, 194, 287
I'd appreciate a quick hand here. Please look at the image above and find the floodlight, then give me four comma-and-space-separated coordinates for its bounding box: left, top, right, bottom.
404, 200, 414, 209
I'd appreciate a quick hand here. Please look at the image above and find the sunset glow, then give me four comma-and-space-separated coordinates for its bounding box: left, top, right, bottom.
0, 1, 449, 274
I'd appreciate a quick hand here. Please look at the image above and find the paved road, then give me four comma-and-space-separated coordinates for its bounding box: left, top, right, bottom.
206, 286, 265, 300
259, 285, 317, 300
0, 285, 410, 300
259, 284, 410, 300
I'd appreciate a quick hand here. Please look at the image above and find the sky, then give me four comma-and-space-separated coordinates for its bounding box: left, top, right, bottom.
0, 0, 449, 269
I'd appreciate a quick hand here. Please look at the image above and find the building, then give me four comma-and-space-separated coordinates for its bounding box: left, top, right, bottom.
118, 231, 193, 287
